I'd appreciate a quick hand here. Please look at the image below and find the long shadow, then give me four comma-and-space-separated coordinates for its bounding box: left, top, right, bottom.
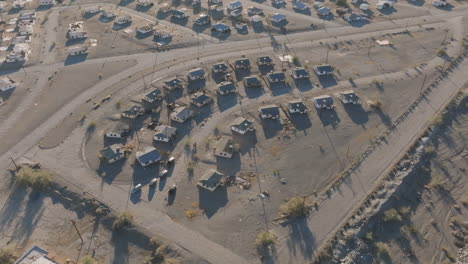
245, 86, 264, 99
318, 75, 338, 88
64, 54, 88, 66
148, 184, 156, 201
270, 82, 291, 96
111, 229, 130, 264
259, 65, 275, 75
217, 93, 238, 112
295, 79, 313, 92
211, 31, 231, 40
136, 4, 154, 12
15, 191, 45, 246
187, 79, 206, 92
378, 6, 397, 15
96, 159, 126, 184
192, 23, 210, 33
235, 69, 251, 81
198, 187, 228, 218
216, 152, 241, 175
348, 19, 370, 28
232, 131, 258, 155
119, 0, 134, 6
191, 103, 213, 124
289, 113, 311, 131
317, 109, 340, 129
343, 104, 369, 125
252, 22, 264, 33
285, 217, 316, 260
407, 0, 425, 6
261, 118, 283, 139
375, 109, 392, 128
65, 38, 86, 47
170, 17, 189, 26
0, 183, 28, 234
113, 21, 132, 30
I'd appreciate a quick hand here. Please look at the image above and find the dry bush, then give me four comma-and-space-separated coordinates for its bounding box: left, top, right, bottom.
399, 206, 411, 217
184, 209, 199, 219
428, 172, 446, 189
431, 114, 443, 127
280, 196, 306, 218
374, 241, 389, 256
0, 248, 17, 264
15, 167, 52, 190
79, 256, 99, 264
112, 212, 133, 230
365, 232, 373, 241
255, 231, 276, 247
383, 208, 402, 222
368, 100, 382, 110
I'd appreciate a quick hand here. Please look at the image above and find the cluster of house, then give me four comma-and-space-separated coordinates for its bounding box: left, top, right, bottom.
2, 11, 38, 63
67, 21, 89, 56
11, 0, 54, 9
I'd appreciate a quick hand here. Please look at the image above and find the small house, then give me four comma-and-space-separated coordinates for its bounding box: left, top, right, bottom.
18, 11, 36, 20
313, 95, 334, 109
229, 8, 243, 17
234, 58, 251, 69
187, 68, 206, 81
38, 0, 54, 6
243, 76, 262, 88
270, 13, 287, 23
259, 105, 280, 119
105, 123, 130, 139
339, 90, 360, 104
208, 0, 223, 5
314, 65, 334, 75
114, 16, 132, 25
316, 7, 331, 16
198, 170, 224, 191
247, 7, 264, 16
313, 1, 324, 9
194, 14, 210, 26
142, 88, 162, 103
211, 23, 231, 33
153, 125, 177, 142
191, 92, 212, 107
163, 78, 183, 90
257, 56, 273, 66
287, 99, 307, 114
68, 21, 87, 39
67, 45, 88, 56
171, 9, 188, 19
99, 144, 125, 163
12, 0, 25, 9
227, 0, 243, 10
212, 62, 229, 73
292, 1, 308, 10
121, 105, 144, 119
217, 82, 236, 95
0, 77, 17, 92
101, 10, 116, 19
154, 31, 172, 41
136, 147, 161, 167
214, 137, 235, 158
171, 106, 192, 123
5, 51, 27, 63
292, 67, 310, 80
343, 13, 364, 22
137, 0, 153, 6
231, 117, 254, 134
84, 6, 100, 14
267, 72, 286, 83
137, 25, 154, 35
235, 23, 248, 31
271, 0, 286, 5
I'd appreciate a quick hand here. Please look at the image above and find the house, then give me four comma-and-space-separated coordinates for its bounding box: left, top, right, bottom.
154, 31, 172, 41
84, 6, 100, 14
18, 21, 34, 35
231, 117, 254, 134
316, 7, 331, 16
251, 15, 263, 23
271, 0, 286, 5
137, 0, 153, 6
15, 246, 59, 264
115, 16, 132, 25
270, 13, 287, 23
121, 105, 144, 119
313, 95, 334, 109
314, 65, 334, 75
5, 51, 27, 63
171, 106, 192, 123
212, 23, 231, 33
214, 137, 235, 158
105, 123, 130, 139
247, 6, 264, 16
171, 9, 188, 19
234, 58, 251, 69
163, 78, 183, 90
257, 56, 274, 66
191, 92, 212, 107
292, 67, 310, 80
208, 0, 223, 5
292, 1, 308, 10
313, 1, 324, 9
235, 23, 248, 31
376, 0, 394, 9
142, 88, 162, 103
259, 104, 280, 119
136, 147, 161, 167
217, 82, 236, 95
343, 13, 364, 22
227, 0, 243, 10
267, 72, 286, 83
68, 21, 87, 39
0, 77, 17, 92
194, 14, 210, 26
18, 11, 36, 21
212, 62, 229, 73
339, 90, 360, 104
192, 0, 201, 7
101, 10, 116, 19
12, 0, 25, 9
137, 25, 154, 35
38, 0, 55, 6
99, 144, 125, 163
197, 170, 225, 191
243, 76, 262, 88
287, 99, 307, 114
153, 125, 177, 142
12, 36, 32, 45
67, 45, 88, 56
229, 8, 243, 17
187, 68, 206, 81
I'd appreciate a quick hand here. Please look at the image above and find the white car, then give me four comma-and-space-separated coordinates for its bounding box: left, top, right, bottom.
131, 184, 142, 193
376, 0, 394, 9
149, 178, 158, 186
160, 169, 168, 177
432, 0, 447, 6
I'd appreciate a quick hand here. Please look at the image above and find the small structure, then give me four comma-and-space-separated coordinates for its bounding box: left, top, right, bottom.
154, 31, 172, 42
234, 58, 251, 69
0, 76, 17, 92
137, 0, 153, 6
12, 0, 26, 9
272, 0, 286, 5
292, 1, 308, 10
313, 1, 324, 9
217, 81, 236, 95
316, 7, 331, 16
136, 147, 161, 167
171, 9, 189, 19
198, 170, 224, 191
114, 16, 132, 25
84, 6, 100, 15
142, 88, 162, 103
208, 0, 223, 5
67, 45, 88, 56
251, 15, 263, 23
137, 25, 154, 35
212, 62, 229, 73
292, 67, 310, 80
227, 0, 243, 10
121, 105, 144, 119
211, 23, 231, 33
170, 106, 192, 123
247, 6, 264, 16
163, 78, 184, 90
68, 21, 87, 39
267, 72, 286, 83
235, 23, 248, 31
339, 90, 360, 104
376, 0, 394, 9
38, 0, 55, 6
360, 3, 370, 10
187, 68, 206, 81
15, 246, 58, 264
100, 144, 125, 163
270, 13, 287, 23
313, 95, 334, 109
191, 92, 212, 107
314, 65, 334, 75
153, 125, 177, 142
105, 123, 130, 139
229, 8, 243, 17
257, 56, 274, 66
343, 13, 364, 22
243, 76, 262, 88
287, 99, 307, 114
259, 104, 280, 119
194, 14, 210, 26
5, 51, 27, 63
214, 137, 235, 158
432, 0, 448, 7
101, 10, 117, 19
18, 11, 36, 20
231, 117, 254, 134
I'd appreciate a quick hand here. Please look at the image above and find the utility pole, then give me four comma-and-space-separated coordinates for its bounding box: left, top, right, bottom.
142, 72, 147, 90
71, 220, 84, 244
367, 38, 372, 58
301, 195, 307, 216
325, 46, 329, 64
10, 157, 18, 170
197, 32, 200, 60
420, 73, 427, 95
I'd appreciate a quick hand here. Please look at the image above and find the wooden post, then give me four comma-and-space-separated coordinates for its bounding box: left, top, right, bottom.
72, 220, 84, 244
10, 157, 18, 170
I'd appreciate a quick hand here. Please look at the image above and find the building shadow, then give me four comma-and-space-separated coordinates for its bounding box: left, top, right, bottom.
245, 86, 264, 99
348, 19, 370, 28
343, 104, 369, 125
170, 17, 189, 26
119, 0, 134, 6
187, 79, 206, 92
216, 152, 241, 175
96, 159, 126, 184
136, 4, 154, 12
317, 109, 340, 128
318, 75, 338, 88
270, 82, 291, 96
295, 79, 313, 92
285, 217, 316, 260
261, 118, 283, 139
198, 187, 228, 218
289, 113, 312, 131
232, 131, 258, 155
217, 93, 238, 112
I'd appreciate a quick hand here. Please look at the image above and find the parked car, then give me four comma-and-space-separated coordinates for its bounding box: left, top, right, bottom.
149, 178, 158, 186
168, 184, 177, 194
131, 184, 142, 193
160, 169, 168, 177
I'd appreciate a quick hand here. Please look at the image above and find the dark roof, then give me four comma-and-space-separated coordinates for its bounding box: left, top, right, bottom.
154, 125, 177, 139
345, 13, 362, 21
136, 147, 161, 165
195, 14, 210, 24
164, 78, 183, 88
115, 16, 131, 24
212, 23, 230, 32
171, 9, 188, 17
315, 65, 334, 73
191, 93, 211, 105
188, 68, 206, 77
268, 72, 286, 81
257, 56, 273, 64
292, 67, 310, 78
317, 7, 331, 14
122, 105, 143, 117
144, 89, 162, 101
197, 170, 224, 191
218, 82, 236, 93
314, 95, 334, 106
271, 13, 287, 21
288, 100, 307, 111
100, 144, 124, 160
292, 1, 308, 9
234, 58, 250, 68
340, 90, 359, 102
212, 62, 229, 72
227, 0, 243, 9
172, 107, 192, 120
231, 117, 253, 130
247, 7, 264, 16
259, 104, 280, 117
244, 76, 261, 87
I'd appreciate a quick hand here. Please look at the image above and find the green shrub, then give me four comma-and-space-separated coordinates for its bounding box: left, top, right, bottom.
112, 212, 133, 230
0, 248, 16, 264
374, 241, 389, 256
15, 167, 52, 190
365, 232, 373, 241
255, 231, 276, 247
383, 208, 402, 222
280, 196, 306, 217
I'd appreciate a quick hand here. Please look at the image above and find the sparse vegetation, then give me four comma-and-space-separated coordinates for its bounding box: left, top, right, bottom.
79, 256, 99, 264
292, 56, 300, 65
187, 161, 195, 174
87, 120, 97, 133
399, 206, 411, 217
368, 100, 382, 110
365, 232, 373, 241
423, 144, 436, 154
374, 241, 389, 256
431, 114, 443, 127
437, 48, 447, 57
116, 101, 122, 109
112, 212, 133, 230
279, 196, 307, 218
441, 247, 455, 262
428, 172, 446, 189
0, 248, 16, 264
383, 208, 402, 222
336, 0, 348, 7
213, 127, 220, 136
150, 236, 162, 248
255, 231, 276, 247
15, 167, 52, 190
407, 224, 418, 234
